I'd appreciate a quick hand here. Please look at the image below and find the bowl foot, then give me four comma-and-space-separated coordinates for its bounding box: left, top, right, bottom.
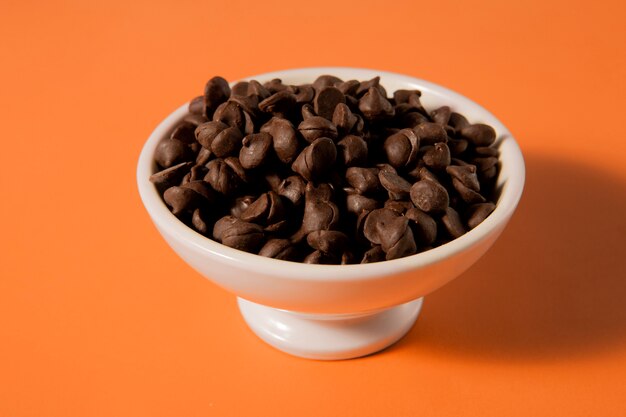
237, 297, 423, 360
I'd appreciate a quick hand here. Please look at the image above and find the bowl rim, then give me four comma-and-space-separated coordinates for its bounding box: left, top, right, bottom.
137, 66, 525, 281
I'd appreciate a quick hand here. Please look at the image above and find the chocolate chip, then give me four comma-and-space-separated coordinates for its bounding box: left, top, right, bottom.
346, 193, 379, 215
195, 121, 228, 149
417, 167, 441, 183
378, 215, 410, 251
264, 220, 289, 234
378, 170, 412, 195
337, 80, 360, 96
213, 101, 247, 132
466, 202, 496, 229
180, 164, 208, 185
363, 208, 416, 259
450, 158, 472, 167
352, 114, 365, 135
332, 103, 358, 135
475, 146, 499, 157
431, 106, 451, 126
195, 147, 212, 165
163, 181, 214, 215
361, 245, 386, 263
406, 93, 427, 115
356, 76, 387, 98
192, 208, 210, 234
387, 191, 408, 202
393, 89, 421, 104
259, 239, 299, 261
376, 163, 398, 175
385, 228, 416, 260
449, 112, 470, 130
240, 194, 272, 223
260, 117, 299, 164
410, 180, 449, 213
294, 84, 315, 103
306, 182, 334, 202
291, 137, 337, 182
246, 80, 271, 100
170, 121, 197, 144
301, 104, 316, 120
240, 191, 285, 226
204, 159, 242, 196
384, 200, 413, 214
263, 78, 289, 94
228, 94, 259, 118
259, 90, 297, 116
481, 166, 498, 183
212, 215, 239, 241
398, 110, 430, 129
346, 167, 381, 195
306, 230, 349, 255
446, 164, 480, 191
447, 138, 469, 155
441, 207, 466, 238
163, 186, 200, 215
337, 135, 368, 167
154, 138, 193, 168
405, 165, 423, 181
277, 175, 306, 206
363, 208, 398, 245
346, 96, 359, 112
189, 96, 205, 115
239, 132, 272, 169
213, 216, 264, 253
354, 210, 370, 245
210, 126, 243, 158
314, 86, 346, 120
190, 140, 201, 156
473, 156, 499, 171
405, 208, 437, 246
312, 75, 343, 91
150, 161, 193, 187
301, 192, 340, 235
298, 115, 338, 143
341, 251, 356, 265
224, 156, 249, 183
384, 129, 419, 169
204, 76, 231, 117
303, 250, 337, 264
182, 180, 215, 200
264, 171, 282, 192
422, 142, 451, 170
230, 195, 256, 218
359, 86, 394, 121
231, 81, 249, 96
460, 124, 496, 146
452, 177, 486, 203
413, 122, 448, 146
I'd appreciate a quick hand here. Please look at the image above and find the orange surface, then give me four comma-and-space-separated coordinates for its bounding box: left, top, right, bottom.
2, 0, 626, 415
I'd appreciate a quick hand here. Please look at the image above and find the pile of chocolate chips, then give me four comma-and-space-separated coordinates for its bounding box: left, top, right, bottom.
150, 75, 499, 264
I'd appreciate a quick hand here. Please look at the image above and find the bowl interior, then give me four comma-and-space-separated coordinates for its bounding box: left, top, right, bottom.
137, 67, 525, 281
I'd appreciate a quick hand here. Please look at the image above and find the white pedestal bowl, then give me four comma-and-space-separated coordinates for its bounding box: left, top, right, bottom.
137, 67, 525, 360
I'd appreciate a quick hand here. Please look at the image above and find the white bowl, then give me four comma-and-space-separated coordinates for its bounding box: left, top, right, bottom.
137, 67, 525, 360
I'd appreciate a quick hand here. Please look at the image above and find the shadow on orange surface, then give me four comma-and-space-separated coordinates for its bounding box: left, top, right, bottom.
396, 153, 626, 361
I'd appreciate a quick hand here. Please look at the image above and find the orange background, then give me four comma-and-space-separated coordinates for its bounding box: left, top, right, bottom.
2, 0, 626, 416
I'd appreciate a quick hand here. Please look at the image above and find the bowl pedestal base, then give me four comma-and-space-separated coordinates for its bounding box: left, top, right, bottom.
237, 297, 423, 360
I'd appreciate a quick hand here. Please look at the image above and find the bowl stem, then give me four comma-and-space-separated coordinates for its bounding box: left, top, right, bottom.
237, 297, 423, 360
